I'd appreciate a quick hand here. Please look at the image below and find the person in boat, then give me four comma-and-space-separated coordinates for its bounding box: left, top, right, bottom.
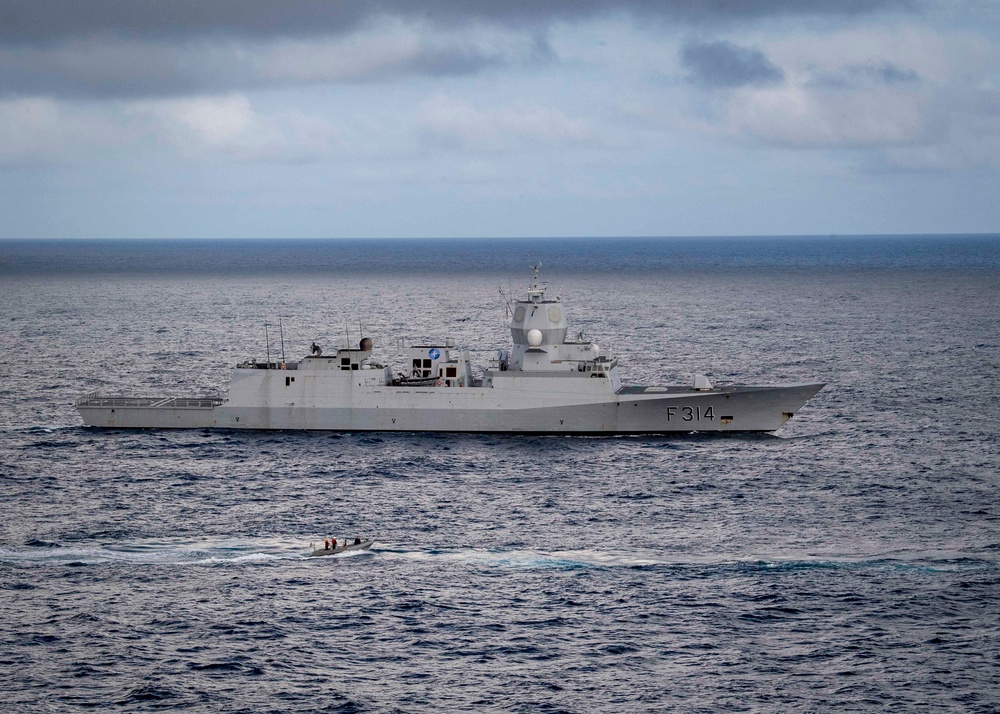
354, 537, 361, 545
323, 538, 329, 550
331, 537, 337, 549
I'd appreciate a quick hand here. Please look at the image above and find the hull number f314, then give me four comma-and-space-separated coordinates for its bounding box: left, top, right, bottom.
665, 405, 714, 421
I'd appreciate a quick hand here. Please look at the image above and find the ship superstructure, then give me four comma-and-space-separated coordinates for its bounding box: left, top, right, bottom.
76, 266, 823, 433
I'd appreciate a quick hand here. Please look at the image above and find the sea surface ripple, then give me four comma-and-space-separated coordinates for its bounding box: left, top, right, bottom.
1, 237, 998, 712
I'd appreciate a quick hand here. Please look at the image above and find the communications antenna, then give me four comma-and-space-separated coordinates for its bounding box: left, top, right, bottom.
279, 317, 286, 364
264, 319, 271, 367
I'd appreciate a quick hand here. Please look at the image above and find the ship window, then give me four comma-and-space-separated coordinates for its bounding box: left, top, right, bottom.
446, 367, 457, 378
423, 359, 432, 368
285, 376, 290, 387
412, 359, 421, 370
352, 363, 359, 370
341, 357, 351, 366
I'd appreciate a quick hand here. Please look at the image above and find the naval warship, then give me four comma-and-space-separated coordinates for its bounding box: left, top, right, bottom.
76, 266, 823, 433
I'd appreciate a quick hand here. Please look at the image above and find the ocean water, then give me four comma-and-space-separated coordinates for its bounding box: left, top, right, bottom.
1, 236, 998, 712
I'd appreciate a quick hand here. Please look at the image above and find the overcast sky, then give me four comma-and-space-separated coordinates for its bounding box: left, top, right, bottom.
2, 0, 999, 238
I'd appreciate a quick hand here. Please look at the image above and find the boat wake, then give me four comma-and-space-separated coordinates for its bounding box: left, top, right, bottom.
4, 540, 995, 574
376, 547, 669, 570
370, 546, 999, 574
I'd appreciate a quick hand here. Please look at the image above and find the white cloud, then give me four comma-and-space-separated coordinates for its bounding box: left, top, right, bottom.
0, 98, 65, 165
764, 26, 953, 86
258, 21, 543, 83
126, 94, 341, 161
0, 97, 128, 166
418, 94, 593, 151
0, 94, 341, 167
727, 85, 928, 148
883, 88, 1000, 170
669, 24, 1000, 171
147, 95, 256, 144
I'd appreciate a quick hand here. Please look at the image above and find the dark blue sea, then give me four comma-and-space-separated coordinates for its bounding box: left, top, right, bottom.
2, 236, 999, 712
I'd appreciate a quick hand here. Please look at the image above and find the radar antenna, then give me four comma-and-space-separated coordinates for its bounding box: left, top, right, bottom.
530, 262, 543, 288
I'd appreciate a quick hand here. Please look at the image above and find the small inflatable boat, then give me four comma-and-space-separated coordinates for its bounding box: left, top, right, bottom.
310, 539, 374, 557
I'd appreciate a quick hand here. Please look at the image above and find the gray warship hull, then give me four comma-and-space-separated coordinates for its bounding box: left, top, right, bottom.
76, 380, 823, 434
76, 266, 824, 434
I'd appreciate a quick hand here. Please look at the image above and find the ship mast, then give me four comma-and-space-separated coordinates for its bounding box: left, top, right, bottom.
265, 320, 271, 367
527, 262, 545, 301
279, 317, 286, 364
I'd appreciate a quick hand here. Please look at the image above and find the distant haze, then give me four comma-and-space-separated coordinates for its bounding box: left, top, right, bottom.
2, 1, 999, 238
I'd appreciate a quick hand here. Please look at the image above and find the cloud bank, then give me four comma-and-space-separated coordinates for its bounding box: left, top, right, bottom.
0, 0, 914, 99
3, 0, 999, 238
1, 0, 914, 44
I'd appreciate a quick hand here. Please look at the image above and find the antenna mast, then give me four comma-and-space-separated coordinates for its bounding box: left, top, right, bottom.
264, 320, 271, 367
279, 317, 286, 363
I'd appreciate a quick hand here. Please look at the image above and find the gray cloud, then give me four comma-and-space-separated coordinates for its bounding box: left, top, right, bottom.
0, 0, 912, 100
810, 61, 920, 89
875, 62, 920, 85
0, 2, 371, 44
680, 40, 784, 89
405, 34, 553, 78
0, 35, 548, 99
0, 0, 915, 44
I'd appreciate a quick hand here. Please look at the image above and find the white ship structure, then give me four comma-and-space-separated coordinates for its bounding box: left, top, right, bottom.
76, 267, 823, 434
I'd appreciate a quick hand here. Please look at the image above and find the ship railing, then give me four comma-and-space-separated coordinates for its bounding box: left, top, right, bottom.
76, 394, 223, 409
75, 391, 100, 406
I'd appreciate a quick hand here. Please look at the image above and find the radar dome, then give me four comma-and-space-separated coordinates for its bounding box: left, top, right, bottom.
527, 329, 543, 347
359, 337, 373, 352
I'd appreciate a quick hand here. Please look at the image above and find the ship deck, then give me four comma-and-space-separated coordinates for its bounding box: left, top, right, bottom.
617, 385, 723, 395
